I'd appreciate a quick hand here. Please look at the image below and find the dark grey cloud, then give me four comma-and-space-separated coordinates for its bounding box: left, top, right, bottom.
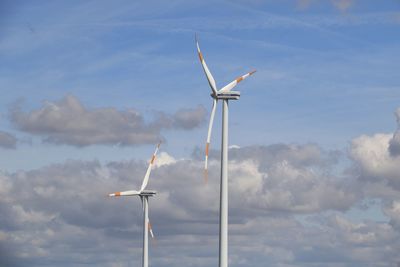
172, 105, 206, 130
1, 143, 399, 267
0, 131, 17, 149
10, 95, 206, 147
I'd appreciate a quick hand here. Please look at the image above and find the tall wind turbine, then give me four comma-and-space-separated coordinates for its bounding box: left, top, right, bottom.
196, 36, 255, 267
108, 142, 160, 267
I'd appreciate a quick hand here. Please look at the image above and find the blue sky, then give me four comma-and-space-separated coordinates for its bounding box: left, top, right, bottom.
1, 1, 400, 267
1, 0, 400, 170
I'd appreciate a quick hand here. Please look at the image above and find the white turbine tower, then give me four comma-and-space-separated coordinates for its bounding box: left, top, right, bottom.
108, 142, 160, 267
196, 36, 255, 267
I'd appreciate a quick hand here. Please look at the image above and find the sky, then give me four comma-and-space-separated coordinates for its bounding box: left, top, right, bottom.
1, 0, 400, 266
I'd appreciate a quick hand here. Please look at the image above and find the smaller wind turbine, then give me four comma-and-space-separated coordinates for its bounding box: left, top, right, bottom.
108, 142, 161, 267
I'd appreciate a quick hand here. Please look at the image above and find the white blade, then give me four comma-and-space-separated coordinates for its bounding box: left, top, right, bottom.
108, 190, 140, 197
218, 70, 256, 93
146, 202, 155, 239
148, 219, 155, 239
204, 99, 217, 182
140, 142, 161, 192
196, 35, 218, 96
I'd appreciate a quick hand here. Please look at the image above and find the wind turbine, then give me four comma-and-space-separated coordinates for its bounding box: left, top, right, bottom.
108, 142, 160, 267
196, 36, 255, 267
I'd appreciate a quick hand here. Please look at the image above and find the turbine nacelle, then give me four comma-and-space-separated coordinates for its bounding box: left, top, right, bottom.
108, 141, 161, 197
212, 91, 241, 100
108, 190, 156, 197
139, 190, 157, 197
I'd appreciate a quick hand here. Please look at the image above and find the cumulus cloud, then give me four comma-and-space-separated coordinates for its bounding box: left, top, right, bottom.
224, 144, 356, 213
348, 109, 400, 253
3, 141, 398, 267
350, 133, 400, 191
347, 109, 400, 216
0, 131, 17, 149
10, 95, 206, 147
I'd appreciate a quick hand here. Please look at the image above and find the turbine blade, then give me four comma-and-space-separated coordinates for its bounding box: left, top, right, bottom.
140, 142, 161, 192
148, 221, 155, 239
218, 70, 256, 93
196, 35, 218, 96
108, 190, 140, 197
204, 99, 217, 183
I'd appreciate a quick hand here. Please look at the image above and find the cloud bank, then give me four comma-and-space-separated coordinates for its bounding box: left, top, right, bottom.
1, 136, 400, 266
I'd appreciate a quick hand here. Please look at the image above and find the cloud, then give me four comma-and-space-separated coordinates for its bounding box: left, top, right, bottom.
10, 95, 206, 147
172, 105, 206, 130
224, 144, 357, 213
348, 109, 400, 235
0, 131, 17, 149
1, 140, 400, 266
193, 144, 357, 214
350, 133, 400, 191
384, 200, 400, 230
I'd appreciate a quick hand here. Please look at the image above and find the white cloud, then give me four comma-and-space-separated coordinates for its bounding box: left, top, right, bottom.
350, 133, 400, 189
154, 152, 176, 167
